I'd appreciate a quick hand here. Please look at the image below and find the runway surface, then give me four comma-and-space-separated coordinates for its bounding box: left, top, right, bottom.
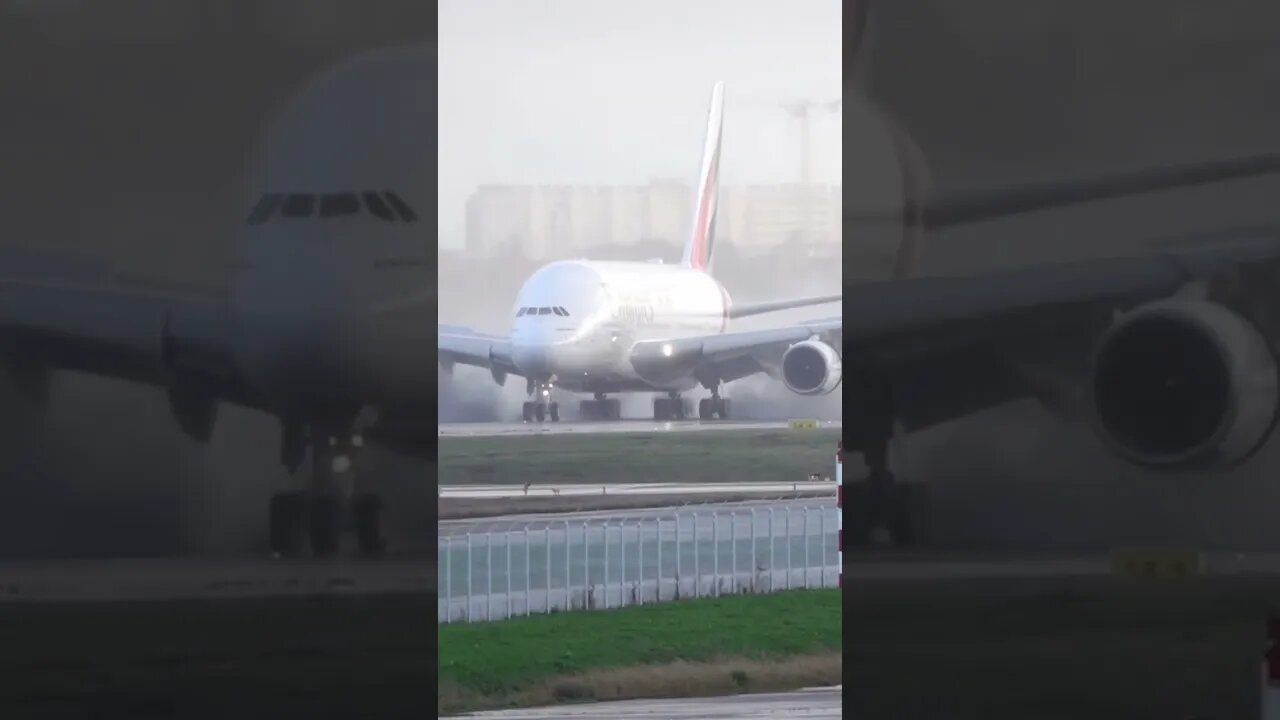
453, 686, 842, 718
441, 481, 836, 500
0, 557, 433, 603
439, 420, 840, 437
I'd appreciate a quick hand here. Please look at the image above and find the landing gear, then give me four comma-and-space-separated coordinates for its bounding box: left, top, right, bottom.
653, 392, 689, 421
697, 389, 730, 420
844, 370, 930, 548
268, 425, 386, 558
580, 393, 621, 420
522, 379, 559, 423
844, 442, 931, 548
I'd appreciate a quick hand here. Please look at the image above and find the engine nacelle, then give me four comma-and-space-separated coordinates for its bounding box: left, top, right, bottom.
1089, 299, 1279, 470
781, 340, 843, 396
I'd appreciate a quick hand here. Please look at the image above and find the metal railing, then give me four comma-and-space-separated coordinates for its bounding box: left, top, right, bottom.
438, 504, 838, 624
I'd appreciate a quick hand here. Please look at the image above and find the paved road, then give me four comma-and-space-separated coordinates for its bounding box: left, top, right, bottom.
438, 420, 840, 437
452, 686, 843, 718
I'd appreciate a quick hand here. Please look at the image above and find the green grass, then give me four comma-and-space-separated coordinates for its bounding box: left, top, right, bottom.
438, 589, 841, 713
845, 576, 1280, 719
0, 595, 437, 718
438, 428, 840, 485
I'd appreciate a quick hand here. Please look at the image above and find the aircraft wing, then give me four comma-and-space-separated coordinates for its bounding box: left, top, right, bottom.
438, 325, 518, 376
630, 316, 842, 387
629, 231, 1280, 433
0, 251, 265, 415
835, 235, 1280, 433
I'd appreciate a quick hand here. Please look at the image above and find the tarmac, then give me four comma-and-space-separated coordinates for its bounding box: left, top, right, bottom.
451, 685, 843, 719
438, 420, 840, 437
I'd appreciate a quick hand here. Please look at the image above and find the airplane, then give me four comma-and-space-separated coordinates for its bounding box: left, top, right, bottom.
6, 44, 1280, 558
438, 82, 844, 424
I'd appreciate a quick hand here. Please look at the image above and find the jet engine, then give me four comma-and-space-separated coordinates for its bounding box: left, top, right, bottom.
781, 339, 843, 395
1089, 299, 1279, 470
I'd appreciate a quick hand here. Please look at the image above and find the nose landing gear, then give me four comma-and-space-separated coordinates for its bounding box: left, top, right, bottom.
522, 379, 560, 423
268, 425, 386, 559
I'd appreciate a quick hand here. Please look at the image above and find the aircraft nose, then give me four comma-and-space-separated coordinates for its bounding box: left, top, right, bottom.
512, 343, 555, 376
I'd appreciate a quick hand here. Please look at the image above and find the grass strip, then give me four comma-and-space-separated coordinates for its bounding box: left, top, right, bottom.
438, 588, 841, 714
439, 429, 840, 486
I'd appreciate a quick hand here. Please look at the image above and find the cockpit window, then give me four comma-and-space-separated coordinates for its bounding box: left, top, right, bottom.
384, 191, 418, 222
246, 193, 283, 225
319, 193, 360, 217
280, 193, 316, 218
363, 192, 395, 222
537, 307, 552, 315
516, 308, 527, 317
553, 306, 568, 316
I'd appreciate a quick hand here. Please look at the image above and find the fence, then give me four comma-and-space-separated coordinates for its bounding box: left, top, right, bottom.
438, 503, 839, 624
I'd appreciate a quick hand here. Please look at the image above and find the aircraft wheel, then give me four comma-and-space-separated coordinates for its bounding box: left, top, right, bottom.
521, 402, 534, 422
549, 402, 560, 422
604, 398, 621, 420
269, 491, 307, 557
353, 493, 386, 557
535, 403, 546, 422
309, 493, 342, 557
716, 398, 730, 419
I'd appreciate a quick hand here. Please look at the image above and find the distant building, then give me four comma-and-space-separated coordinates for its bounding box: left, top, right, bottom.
464, 182, 841, 260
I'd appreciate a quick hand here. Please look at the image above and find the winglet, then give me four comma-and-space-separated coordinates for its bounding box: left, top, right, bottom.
681, 82, 725, 272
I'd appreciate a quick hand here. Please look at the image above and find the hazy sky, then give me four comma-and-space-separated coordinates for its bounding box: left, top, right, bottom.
437, 0, 842, 248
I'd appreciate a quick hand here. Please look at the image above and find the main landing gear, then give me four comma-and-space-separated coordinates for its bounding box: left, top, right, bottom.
268, 424, 386, 559
843, 438, 930, 547
844, 373, 930, 548
580, 392, 621, 420
697, 385, 730, 420
655, 385, 730, 421
522, 378, 560, 422
653, 391, 689, 420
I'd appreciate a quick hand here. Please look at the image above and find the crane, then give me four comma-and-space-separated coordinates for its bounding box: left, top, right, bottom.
780, 98, 842, 246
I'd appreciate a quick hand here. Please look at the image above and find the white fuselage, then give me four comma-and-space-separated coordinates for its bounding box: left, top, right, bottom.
509, 260, 729, 393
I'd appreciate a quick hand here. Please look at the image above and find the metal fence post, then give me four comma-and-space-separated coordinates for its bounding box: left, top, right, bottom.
582, 521, 590, 610
713, 511, 719, 597
545, 527, 551, 614
466, 532, 473, 623
524, 526, 531, 616
730, 511, 737, 594
506, 531, 513, 620
619, 521, 626, 607
563, 520, 570, 613
692, 512, 700, 598
445, 536, 452, 624
749, 509, 757, 592
768, 508, 775, 592
675, 515, 682, 599
802, 507, 810, 588
820, 506, 827, 587
636, 520, 644, 606
656, 517, 663, 602
784, 506, 791, 591
487, 532, 493, 622
603, 522, 610, 610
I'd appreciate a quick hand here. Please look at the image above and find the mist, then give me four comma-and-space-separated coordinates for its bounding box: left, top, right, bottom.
855, 1, 1280, 551
0, 4, 436, 559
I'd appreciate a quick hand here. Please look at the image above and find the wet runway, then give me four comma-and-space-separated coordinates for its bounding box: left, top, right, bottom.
453, 686, 843, 718
0, 557, 433, 603
440, 481, 836, 500
438, 420, 840, 437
